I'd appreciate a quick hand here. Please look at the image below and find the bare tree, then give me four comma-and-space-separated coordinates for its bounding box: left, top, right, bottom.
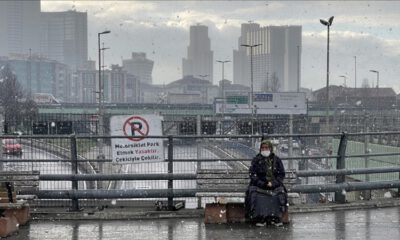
0, 64, 37, 132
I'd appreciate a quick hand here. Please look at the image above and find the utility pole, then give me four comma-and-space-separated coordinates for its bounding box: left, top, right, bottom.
216, 60, 230, 135
354, 56, 357, 88
241, 43, 262, 148
97, 30, 111, 189
363, 112, 371, 200
320, 16, 334, 135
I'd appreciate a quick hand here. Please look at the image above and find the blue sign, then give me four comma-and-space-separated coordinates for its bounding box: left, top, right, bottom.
254, 93, 273, 102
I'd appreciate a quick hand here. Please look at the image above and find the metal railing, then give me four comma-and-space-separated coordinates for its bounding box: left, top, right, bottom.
1, 131, 399, 211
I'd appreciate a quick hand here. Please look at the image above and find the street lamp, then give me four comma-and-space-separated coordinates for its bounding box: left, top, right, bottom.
216, 60, 230, 98
339, 75, 347, 87
354, 56, 357, 88
198, 74, 209, 104
101, 42, 110, 102
369, 70, 379, 88
320, 16, 334, 133
97, 30, 110, 137
370, 69, 380, 114
241, 43, 262, 147
97, 30, 110, 179
198, 74, 209, 81
216, 60, 230, 135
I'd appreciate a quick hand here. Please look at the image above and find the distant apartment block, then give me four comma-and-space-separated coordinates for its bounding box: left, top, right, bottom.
233, 23, 302, 92
74, 65, 140, 103
0, 0, 41, 57
182, 24, 213, 83
122, 52, 154, 85
0, 55, 71, 101
41, 10, 88, 70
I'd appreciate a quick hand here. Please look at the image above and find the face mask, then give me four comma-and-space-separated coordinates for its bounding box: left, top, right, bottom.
261, 150, 270, 157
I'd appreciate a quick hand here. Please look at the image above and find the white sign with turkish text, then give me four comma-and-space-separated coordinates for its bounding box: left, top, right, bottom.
110, 115, 164, 164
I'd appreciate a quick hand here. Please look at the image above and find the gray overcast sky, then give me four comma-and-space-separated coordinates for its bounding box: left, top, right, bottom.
42, 1, 400, 93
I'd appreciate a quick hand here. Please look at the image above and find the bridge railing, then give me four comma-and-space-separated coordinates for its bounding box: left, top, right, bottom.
0, 132, 399, 210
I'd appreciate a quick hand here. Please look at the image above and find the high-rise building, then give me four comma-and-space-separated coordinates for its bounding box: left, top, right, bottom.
182, 24, 213, 83
233, 23, 261, 88
233, 23, 301, 92
269, 26, 302, 92
122, 52, 154, 85
0, 0, 41, 57
41, 10, 88, 70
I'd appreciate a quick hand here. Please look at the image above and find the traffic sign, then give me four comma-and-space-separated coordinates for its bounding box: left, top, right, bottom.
110, 115, 164, 164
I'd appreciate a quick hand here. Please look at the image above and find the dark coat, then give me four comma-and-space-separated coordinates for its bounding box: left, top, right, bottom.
249, 153, 285, 189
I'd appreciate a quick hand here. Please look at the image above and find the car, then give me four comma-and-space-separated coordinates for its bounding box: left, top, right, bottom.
2, 138, 23, 155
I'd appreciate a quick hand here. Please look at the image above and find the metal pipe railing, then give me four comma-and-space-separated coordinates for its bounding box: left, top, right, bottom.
40, 173, 197, 181
297, 167, 400, 177
3, 131, 400, 207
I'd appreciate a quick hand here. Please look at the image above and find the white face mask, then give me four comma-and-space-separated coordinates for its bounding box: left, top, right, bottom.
261, 150, 271, 157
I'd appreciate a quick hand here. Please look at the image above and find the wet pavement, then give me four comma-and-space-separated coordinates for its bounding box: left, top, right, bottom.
7, 206, 400, 240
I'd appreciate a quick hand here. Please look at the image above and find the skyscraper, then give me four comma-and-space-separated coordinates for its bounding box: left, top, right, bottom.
41, 10, 88, 70
0, 0, 41, 57
233, 23, 262, 88
269, 26, 302, 92
122, 52, 154, 85
182, 24, 213, 83
233, 23, 302, 92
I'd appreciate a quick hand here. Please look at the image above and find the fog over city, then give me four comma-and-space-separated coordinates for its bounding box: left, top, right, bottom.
41, 1, 400, 92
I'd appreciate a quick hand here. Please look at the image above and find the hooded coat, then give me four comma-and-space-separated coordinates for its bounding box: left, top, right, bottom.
249, 152, 285, 190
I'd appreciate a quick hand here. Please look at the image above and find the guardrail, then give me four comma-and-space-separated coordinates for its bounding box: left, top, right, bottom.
1, 132, 399, 211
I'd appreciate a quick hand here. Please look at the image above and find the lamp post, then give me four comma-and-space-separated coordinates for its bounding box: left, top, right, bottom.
320, 16, 334, 134
369, 70, 379, 89
339, 75, 347, 87
97, 30, 110, 183
198, 74, 209, 81
198, 74, 209, 104
216, 60, 230, 135
370, 70, 380, 123
241, 43, 262, 148
354, 56, 357, 88
97, 30, 110, 137
297, 45, 301, 92
101, 42, 110, 75
216, 60, 230, 98
100, 42, 110, 103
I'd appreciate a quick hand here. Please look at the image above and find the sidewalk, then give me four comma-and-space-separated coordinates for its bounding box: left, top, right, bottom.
31, 198, 400, 221
9, 205, 400, 240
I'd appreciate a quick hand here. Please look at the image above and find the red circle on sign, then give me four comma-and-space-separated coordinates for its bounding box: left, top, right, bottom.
123, 116, 150, 142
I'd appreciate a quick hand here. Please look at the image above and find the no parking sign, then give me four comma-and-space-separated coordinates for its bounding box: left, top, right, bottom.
110, 115, 164, 164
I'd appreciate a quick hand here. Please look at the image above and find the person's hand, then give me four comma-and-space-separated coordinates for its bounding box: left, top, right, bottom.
267, 182, 272, 187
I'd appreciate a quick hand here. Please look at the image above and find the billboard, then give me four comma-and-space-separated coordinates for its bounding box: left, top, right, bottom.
215, 92, 307, 115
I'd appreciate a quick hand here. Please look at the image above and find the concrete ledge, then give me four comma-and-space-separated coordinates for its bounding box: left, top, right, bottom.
0, 216, 19, 238
3, 207, 30, 225
30, 198, 400, 221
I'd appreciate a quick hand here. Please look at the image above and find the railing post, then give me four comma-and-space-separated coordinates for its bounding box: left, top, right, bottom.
363, 115, 371, 200
70, 134, 79, 211
196, 115, 202, 209
167, 135, 174, 210
335, 132, 347, 203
